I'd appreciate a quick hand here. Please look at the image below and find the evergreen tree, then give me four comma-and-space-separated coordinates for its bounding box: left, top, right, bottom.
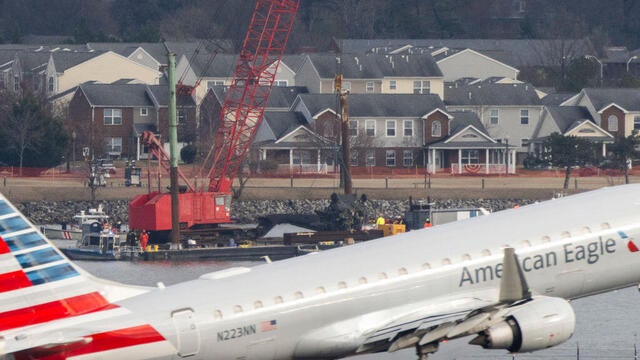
543, 133, 595, 189
0, 93, 68, 172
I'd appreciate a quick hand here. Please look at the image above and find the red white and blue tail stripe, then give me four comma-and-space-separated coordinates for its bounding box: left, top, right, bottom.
0, 192, 176, 359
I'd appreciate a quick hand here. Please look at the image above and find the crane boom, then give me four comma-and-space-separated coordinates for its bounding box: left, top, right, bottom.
208, 0, 300, 192
129, 0, 299, 237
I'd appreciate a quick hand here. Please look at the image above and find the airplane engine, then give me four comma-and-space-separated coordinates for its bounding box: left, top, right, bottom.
470, 296, 575, 352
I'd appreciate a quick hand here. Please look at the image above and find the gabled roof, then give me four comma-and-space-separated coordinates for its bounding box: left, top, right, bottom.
207, 85, 307, 109
298, 93, 447, 118
337, 38, 596, 68
262, 111, 308, 139
189, 53, 237, 78
281, 54, 307, 73
80, 83, 154, 107
86, 41, 230, 64
430, 111, 500, 149
545, 106, 595, 133
581, 88, 640, 112
448, 111, 489, 136
444, 82, 541, 106
435, 48, 519, 73
305, 53, 442, 79
78, 83, 195, 108
538, 105, 612, 141
541, 92, 576, 106
50, 51, 106, 72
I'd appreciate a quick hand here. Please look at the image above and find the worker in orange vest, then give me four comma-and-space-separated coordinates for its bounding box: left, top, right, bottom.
140, 230, 150, 251
423, 218, 433, 228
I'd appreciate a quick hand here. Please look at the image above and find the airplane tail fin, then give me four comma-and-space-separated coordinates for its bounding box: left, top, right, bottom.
0, 192, 147, 334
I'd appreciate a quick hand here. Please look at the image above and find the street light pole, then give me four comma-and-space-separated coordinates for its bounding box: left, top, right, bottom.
72, 130, 76, 165
585, 55, 603, 87
627, 55, 638, 72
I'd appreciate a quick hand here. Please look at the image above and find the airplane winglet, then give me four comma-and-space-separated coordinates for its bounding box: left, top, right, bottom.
499, 247, 531, 302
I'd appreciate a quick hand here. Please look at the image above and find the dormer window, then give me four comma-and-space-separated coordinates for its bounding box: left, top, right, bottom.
608, 115, 618, 132
140, 107, 149, 116
431, 120, 442, 137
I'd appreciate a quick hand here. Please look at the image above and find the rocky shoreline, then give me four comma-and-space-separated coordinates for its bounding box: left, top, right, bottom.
18, 198, 532, 227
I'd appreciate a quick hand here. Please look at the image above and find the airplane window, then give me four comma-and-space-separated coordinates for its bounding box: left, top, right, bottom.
521, 240, 531, 247
481, 249, 491, 256
442, 258, 451, 265
378, 272, 388, 280
294, 291, 304, 299
315, 286, 326, 294
274, 296, 283, 304
560, 231, 571, 238
233, 305, 243, 313
359, 277, 368, 284
398, 268, 408, 276
254, 301, 263, 309
461, 254, 471, 261
582, 226, 591, 234
214, 310, 223, 319
338, 281, 347, 289
601, 223, 611, 229
422, 263, 431, 269
541, 236, 551, 243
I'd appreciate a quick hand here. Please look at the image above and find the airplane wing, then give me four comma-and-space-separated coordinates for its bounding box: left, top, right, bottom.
357, 247, 537, 354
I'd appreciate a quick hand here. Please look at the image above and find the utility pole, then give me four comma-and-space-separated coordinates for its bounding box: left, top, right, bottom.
167, 50, 181, 248
336, 74, 352, 194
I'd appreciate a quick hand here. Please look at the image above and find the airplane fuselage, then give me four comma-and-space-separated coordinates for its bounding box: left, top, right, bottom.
113, 187, 640, 359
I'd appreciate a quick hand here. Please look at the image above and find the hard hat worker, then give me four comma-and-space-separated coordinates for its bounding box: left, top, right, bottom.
376, 215, 386, 226
423, 218, 432, 228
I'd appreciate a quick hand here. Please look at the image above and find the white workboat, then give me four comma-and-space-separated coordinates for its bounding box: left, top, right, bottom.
43, 204, 113, 241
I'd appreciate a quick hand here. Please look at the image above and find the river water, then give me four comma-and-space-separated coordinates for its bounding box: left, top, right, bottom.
75, 259, 640, 360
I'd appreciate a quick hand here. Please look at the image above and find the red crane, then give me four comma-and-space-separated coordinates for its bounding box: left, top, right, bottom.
129, 0, 299, 238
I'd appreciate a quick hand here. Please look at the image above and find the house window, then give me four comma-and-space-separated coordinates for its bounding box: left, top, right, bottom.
608, 115, 619, 132
635, 115, 640, 130
14, 75, 19, 91
431, 120, 442, 137
389, 80, 397, 91
365, 120, 376, 137
461, 150, 479, 164
403, 120, 413, 137
274, 80, 288, 87
521, 138, 529, 147
104, 109, 122, 125
350, 152, 358, 166
322, 122, 334, 137
177, 109, 186, 124
413, 80, 430, 94
349, 120, 358, 136
490, 109, 499, 125
366, 81, 374, 93
386, 120, 396, 137
366, 150, 375, 166
292, 150, 312, 165
520, 109, 529, 125
386, 150, 396, 167
207, 80, 224, 89
48, 76, 54, 93
403, 150, 414, 167
140, 107, 148, 116
105, 137, 122, 154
